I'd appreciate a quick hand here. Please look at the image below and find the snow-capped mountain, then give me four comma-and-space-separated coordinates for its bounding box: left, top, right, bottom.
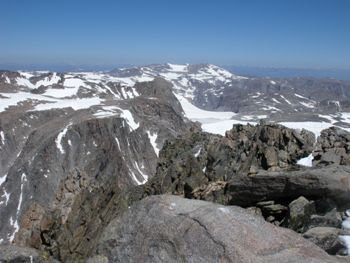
2, 63, 350, 136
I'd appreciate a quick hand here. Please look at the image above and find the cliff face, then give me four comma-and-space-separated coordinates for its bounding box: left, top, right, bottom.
0, 78, 195, 261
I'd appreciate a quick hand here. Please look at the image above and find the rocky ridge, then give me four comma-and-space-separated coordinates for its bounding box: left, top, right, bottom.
138, 123, 350, 259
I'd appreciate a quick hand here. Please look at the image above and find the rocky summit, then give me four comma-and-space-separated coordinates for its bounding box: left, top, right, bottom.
0, 64, 350, 262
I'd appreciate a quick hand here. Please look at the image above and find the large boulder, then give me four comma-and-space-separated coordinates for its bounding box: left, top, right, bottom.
303, 227, 346, 255
94, 195, 341, 263
309, 209, 343, 229
314, 127, 350, 166
226, 165, 350, 208
287, 196, 316, 232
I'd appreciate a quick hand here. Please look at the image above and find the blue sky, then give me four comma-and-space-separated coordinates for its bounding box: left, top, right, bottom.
1, 0, 349, 69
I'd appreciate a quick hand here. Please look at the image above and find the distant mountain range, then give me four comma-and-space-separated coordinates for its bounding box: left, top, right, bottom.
224, 65, 350, 81
1, 63, 349, 81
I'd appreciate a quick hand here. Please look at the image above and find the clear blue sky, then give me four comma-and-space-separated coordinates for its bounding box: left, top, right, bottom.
1, 0, 349, 69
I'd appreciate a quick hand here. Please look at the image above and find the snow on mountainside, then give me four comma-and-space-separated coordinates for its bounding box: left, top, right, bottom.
2, 63, 350, 138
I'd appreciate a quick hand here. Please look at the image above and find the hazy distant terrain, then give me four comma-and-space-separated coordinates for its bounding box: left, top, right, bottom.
224, 65, 350, 81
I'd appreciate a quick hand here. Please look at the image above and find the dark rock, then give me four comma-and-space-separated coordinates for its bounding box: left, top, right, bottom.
261, 204, 288, 221
147, 123, 316, 203
309, 209, 343, 229
226, 166, 350, 208
224, 123, 315, 172
94, 195, 340, 263
189, 181, 228, 203
256, 200, 275, 207
287, 196, 316, 232
303, 227, 346, 255
314, 127, 350, 166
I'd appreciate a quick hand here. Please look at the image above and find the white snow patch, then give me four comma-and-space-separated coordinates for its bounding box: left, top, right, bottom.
167, 63, 188, 72
35, 73, 61, 87
272, 98, 281, 104
318, 114, 336, 123
134, 75, 154, 83
270, 80, 276, 85
63, 78, 89, 88
32, 97, 102, 111
9, 173, 27, 242
295, 93, 309, 100
278, 122, 336, 138
251, 92, 262, 99
19, 72, 33, 79
240, 115, 267, 121
160, 72, 181, 80
174, 94, 235, 121
115, 137, 121, 150
117, 108, 139, 130
147, 131, 159, 156
134, 161, 148, 183
129, 170, 145, 185
194, 148, 201, 158
16, 77, 35, 89
341, 210, 350, 254
300, 101, 315, 108
339, 235, 350, 254
56, 125, 70, 154
0, 131, 5, 144
262, 105, 282, 112
202, 119, 252, 136
1, 189, 10, 206
297, 154, 313, 167
280, 95, 292, 105
343, 211, 350, 229
0, 173, 7, 186
43, 86, 79, 98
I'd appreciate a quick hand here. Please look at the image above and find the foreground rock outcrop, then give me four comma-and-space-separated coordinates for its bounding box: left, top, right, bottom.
142, 123, 350, 257
145, 123, 315, 197
93, 195, 341, 263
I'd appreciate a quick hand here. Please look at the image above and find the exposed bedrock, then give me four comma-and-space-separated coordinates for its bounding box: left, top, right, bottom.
92, 195, 342, 263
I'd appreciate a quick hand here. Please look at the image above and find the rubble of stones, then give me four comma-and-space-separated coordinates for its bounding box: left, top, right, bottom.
145, 123, 350, 257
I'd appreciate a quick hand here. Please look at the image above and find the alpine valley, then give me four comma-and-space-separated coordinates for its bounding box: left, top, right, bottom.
0, 63, 350, 262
